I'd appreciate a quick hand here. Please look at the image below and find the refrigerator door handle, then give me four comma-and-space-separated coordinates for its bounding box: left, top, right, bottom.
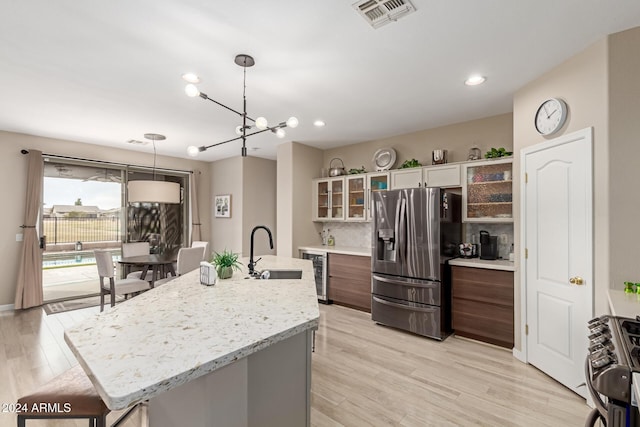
393, 196, 402, 264
398, 197, 407, 265
373, 274, 438, 288
373, 296, 438, 313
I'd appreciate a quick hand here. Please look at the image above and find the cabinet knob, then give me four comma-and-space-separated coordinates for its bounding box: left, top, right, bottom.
569, 276, 584, 285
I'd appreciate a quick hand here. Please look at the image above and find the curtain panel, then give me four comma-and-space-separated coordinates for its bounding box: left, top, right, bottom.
190, 170, 201, 243
15, 150, 44, 309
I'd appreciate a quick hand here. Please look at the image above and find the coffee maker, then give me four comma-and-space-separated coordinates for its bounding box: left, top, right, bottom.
479, 230, 498, 260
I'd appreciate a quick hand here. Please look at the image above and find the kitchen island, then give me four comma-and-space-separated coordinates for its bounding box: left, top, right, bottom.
64, 255, 319, 427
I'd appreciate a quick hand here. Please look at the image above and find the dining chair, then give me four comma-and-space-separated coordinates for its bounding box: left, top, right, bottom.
122, 242, 150, 280
191, 241, 210, 261
154, 247, 203, 286
94, 250, 150, 312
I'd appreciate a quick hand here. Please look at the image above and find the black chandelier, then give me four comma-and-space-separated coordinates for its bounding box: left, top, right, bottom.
185, 54, 298, 158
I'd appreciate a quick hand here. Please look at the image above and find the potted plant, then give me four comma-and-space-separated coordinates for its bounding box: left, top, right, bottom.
484, 147, 513, 159
399, 158, 422, 168
210, 249, 242, 279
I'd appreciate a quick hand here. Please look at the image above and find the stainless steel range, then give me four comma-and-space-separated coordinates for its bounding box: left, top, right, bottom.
585, 315, 640, 426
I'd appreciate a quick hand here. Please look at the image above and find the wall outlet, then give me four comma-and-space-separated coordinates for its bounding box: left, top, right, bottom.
16, 233, 23, 242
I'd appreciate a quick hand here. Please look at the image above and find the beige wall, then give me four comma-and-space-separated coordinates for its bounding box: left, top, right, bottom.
210, 157, 244, 255
608, 27, 640, 290
323, 113, 513, 174
276, 142, 323, 257
276, 143, 293, 256
242, 157, 277, 257
210, 156, 277, 258
0, 130, 212, 307
513, 39, 609, 350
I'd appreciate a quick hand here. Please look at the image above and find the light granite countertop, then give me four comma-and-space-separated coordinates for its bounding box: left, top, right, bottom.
607, 288, 640, 318
298, 245, 370, 257
64, 255, 319, 411
448, 257, 515, 272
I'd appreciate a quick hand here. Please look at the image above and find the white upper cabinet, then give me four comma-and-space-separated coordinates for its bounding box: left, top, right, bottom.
312, 177, 345, 221
462, 158, 513, 222
390, 168, 422, 189
390, 164, 461, 189
424, 164, 461, 188
345, 172, 390, 221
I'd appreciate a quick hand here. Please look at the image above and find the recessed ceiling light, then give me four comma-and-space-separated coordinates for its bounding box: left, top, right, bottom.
313, 120, 326, 127
182, 73, 201, 84
126, 139, 149, 145
465, 75, 486, 86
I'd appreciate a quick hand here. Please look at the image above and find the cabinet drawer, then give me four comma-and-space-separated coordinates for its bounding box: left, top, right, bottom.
328, 254, 370, 278
452, 298, 514, 348
451, 266, 513, 307
329, 277, 371, 312
328, 253, 371, 312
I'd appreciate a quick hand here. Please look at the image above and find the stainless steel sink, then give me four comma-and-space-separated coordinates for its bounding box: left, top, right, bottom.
257, 269, 303, 280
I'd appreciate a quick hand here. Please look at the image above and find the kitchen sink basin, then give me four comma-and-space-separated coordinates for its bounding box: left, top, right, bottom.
257, 269, 303, 280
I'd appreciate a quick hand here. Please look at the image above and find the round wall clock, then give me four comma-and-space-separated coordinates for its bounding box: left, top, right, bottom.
535, 98, 568, 135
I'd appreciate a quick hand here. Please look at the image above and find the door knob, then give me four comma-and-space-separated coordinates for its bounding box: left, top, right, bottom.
569, 276, 584, 285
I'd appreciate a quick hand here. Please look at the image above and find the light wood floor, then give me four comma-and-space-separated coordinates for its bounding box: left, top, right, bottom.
0, 304, 590, 427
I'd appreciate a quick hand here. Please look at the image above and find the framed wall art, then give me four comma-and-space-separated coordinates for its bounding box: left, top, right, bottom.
215, 194, 231, 218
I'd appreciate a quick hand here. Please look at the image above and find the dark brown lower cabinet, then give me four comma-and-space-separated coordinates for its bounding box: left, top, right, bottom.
328, 253, 371, 313
451, 266, 514, 348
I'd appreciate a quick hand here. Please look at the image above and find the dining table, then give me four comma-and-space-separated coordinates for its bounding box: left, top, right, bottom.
118, 253, 177, 288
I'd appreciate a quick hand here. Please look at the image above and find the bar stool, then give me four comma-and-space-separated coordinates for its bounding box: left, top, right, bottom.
17, 365, 109, 426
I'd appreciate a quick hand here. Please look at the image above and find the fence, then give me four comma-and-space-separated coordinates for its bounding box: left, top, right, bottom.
43, 217, 121, 245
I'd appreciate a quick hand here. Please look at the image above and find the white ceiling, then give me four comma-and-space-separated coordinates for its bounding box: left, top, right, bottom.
1, 1, 640, 162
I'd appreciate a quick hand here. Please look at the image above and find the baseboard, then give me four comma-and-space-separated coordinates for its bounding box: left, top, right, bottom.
512, 347, 526, 363
0, 304, 15, 312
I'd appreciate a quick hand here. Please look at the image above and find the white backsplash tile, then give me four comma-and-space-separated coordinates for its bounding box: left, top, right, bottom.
465, 223, 514, 260
321, 222, 514, 260
322, 222, 372, 249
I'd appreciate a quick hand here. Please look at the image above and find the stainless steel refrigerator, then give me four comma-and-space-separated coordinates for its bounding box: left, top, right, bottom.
371, 187, 461, 340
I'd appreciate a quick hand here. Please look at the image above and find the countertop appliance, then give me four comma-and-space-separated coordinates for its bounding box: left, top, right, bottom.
479, 230, 498, 260
299, 249, 328, 303
371, 188, 461, 340
584, 315, 640, 426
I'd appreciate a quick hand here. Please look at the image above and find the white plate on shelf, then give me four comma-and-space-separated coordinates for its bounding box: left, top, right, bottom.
372, 148, 396, 171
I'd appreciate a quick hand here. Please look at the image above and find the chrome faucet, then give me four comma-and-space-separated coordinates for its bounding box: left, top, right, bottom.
248, 225, 274, 276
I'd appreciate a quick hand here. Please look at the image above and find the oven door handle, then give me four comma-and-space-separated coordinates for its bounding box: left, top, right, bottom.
372, 296, 437, 313
373, 274, 438, 289
584, 355, 608, 419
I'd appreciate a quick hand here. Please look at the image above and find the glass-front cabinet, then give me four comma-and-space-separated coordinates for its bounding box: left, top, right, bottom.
346, 175, 366, 221
462, 158, 513, 222
345, 172, 389, 221
313, 177, 345, 221
366, 172, 389, 219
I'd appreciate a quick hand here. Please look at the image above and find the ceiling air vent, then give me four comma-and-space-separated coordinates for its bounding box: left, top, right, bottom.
352, 0, 416, 29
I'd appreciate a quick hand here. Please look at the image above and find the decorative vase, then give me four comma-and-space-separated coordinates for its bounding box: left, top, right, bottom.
217, 266, 233, 279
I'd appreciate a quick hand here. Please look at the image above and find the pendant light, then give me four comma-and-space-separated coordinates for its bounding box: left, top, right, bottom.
128, 134, 181, 204
185, 54, 298, 157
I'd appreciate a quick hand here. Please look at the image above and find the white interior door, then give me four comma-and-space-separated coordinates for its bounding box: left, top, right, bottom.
522, 128, 593, 397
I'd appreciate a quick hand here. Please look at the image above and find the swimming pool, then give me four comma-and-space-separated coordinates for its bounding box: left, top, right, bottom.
43, 251, 121, 268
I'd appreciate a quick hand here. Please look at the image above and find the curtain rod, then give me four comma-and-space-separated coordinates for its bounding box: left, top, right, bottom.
20, 149, 193, 175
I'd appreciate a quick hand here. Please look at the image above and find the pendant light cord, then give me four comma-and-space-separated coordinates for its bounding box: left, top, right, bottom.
152, 139, 157, 181
243, 57, 247, 99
